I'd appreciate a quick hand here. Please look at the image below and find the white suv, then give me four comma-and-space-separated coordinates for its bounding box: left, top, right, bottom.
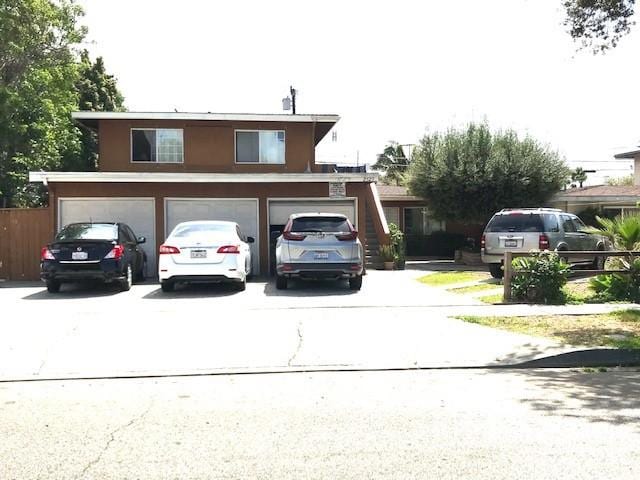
481, 208, 609, 278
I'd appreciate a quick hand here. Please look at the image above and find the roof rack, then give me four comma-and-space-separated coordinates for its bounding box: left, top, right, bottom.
499, 208, 562, 212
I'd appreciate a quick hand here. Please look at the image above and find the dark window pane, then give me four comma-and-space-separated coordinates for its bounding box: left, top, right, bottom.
542, 214, 560, 232
236, 131, 259, 163
56, 223, 118, 241
485, 214, 544, 233
132, 130, 156, 162
291, 216, 351, 233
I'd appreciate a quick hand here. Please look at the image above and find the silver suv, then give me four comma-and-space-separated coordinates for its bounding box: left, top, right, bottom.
481, 208, 609, 278
275, 213, 364, 290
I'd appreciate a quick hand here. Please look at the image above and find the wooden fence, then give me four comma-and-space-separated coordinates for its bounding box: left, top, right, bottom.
0, 208, 52, 281
502, 250, 640, 302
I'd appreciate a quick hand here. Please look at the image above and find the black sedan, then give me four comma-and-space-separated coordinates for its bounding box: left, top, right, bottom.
41, 222, 147, 293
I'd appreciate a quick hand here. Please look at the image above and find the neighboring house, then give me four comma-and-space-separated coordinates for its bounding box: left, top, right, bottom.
549, 146, 640, 216
29, 112, 389, 275
377, 185, 483, 255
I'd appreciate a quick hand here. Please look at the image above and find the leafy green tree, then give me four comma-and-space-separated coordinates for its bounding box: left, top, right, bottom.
564, 0, 635, 53
0, 0, 86, 207
407, 123, 570, 224
69, 51, 126, 171
372, 142, 408, 186
571, 167, 588, 188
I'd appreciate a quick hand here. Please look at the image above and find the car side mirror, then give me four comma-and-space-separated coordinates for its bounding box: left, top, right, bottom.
247, 236, 255, 243
137, 236, 146, 244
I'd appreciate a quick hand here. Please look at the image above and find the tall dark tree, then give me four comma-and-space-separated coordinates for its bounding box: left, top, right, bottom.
68, 51, 125, 171
564, 0, 636, 52
0, 0, 86, 207
571, 167, 588, 188
372, 142, 408, 186
407, 123, 570, 224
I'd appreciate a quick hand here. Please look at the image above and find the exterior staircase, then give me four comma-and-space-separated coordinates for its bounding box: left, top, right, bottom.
364, 212, 382, 270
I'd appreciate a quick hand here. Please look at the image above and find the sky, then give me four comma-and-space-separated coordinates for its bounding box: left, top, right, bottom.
77, 0, 639, 184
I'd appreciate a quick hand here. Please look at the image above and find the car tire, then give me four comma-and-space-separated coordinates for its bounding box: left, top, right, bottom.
135, 259, 147, 283
489, 264, 503, 279
119, 264, 133, 292
160, 280, 174, 293
236, 276, 247, 291
592, 247, 606, 270
349, 275, 363, 291
46, 280, 61, 293
276, 275, 288, 290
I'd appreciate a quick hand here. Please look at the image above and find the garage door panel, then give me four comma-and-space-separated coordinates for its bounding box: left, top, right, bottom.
59, 198, 156, 275
165, 199, 259, 274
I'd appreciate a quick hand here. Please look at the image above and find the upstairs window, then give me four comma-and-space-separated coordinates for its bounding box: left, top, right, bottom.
131, 129, 183, 163
235, 130, 285, 164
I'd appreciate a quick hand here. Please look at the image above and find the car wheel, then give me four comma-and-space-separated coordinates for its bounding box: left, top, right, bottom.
46, 280, 61, 293
160, 280, 174, 292
120, 264, 133, 292
236, 275, 247, 291
489, 264, 503, 279
135, 259, 147, 283
592, 247, 606, 270
349, 275, 363, 291
276, 275, 288, 290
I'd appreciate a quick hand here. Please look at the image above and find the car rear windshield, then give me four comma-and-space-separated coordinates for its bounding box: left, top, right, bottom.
485, 213, 557, 233
173, 224, 234, 237
55, 223, 118, 241
291, 216, 351, 233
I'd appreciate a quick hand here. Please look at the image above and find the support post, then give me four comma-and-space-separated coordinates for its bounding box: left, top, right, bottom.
503, 251, 513, 303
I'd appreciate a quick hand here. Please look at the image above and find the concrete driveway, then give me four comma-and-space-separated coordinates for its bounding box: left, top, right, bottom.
0, 267, 629, 381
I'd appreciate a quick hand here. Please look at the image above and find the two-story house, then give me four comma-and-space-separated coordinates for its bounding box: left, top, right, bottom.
30, 112, 389, 275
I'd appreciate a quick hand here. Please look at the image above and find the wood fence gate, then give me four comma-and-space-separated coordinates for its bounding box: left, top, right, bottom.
0, 208, 52, 281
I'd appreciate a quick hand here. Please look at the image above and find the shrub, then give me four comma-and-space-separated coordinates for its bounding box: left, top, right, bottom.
589, 258, 640, 303
511, 251, 571, 304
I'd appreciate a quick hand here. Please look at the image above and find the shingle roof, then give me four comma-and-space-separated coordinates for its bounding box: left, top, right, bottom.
558, 185, 640, 197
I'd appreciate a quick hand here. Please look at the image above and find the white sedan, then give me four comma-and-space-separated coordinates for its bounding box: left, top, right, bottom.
158, 221, 254, 292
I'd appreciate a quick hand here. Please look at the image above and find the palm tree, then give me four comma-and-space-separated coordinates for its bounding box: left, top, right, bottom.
593, 214, 640, 252
372, 142, 408, 186
571, 167, 588, 188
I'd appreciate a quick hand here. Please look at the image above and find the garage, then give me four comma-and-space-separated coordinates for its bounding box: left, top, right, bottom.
164, 198, 260, 274
58, 197, 156, 274
267, 198, 357, 274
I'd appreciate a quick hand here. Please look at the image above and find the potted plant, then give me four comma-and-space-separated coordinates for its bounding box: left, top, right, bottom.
379, 244, 395, 270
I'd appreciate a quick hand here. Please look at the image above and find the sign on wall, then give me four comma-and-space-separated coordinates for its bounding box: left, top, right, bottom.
329, 182, 346, 198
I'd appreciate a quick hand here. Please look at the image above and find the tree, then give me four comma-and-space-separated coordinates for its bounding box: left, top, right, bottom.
0, 0, 86, 207
372, 142, 408, 186
563, 0, 636, 53
68, 51, 125, 171
571, 167, 588, 188
406, 123, 570, 224
606, 174, 634, 185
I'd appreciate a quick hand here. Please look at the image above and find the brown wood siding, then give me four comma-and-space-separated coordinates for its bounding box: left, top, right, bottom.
98, 119, 317, 173
52, 182, 370, 275
0, 208, 52, 281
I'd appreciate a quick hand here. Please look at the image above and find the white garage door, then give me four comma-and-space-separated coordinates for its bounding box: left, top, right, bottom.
58, 198, 156, 274
268, 200, 357, 226
165, 198, 260, 274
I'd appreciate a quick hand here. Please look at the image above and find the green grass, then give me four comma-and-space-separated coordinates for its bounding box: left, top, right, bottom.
457, 309, 640, 349
448, 283, 501, 294
479, 293, 503, 304
417, 271, 488, 286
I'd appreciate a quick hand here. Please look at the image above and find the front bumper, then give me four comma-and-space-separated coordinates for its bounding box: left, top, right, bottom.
276, 262, 363, 279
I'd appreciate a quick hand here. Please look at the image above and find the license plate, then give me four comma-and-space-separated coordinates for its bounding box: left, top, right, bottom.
191, 250, 207, 259
314, 252, 329, 260
504, 240, 517, 248
71, 251, 88, 260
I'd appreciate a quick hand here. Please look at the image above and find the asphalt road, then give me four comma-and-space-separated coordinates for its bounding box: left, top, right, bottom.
2, 368, 639, 479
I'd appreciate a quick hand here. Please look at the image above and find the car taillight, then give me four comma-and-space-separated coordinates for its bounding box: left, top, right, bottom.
159, 245, 181, 255
283, 231, 306, 241
539, 234, 550, 250
217, 245, 240, 254
104, 244, 125, 260
480, 235, 486, 249
336, 230, 358, 241
41, 247, 55, 261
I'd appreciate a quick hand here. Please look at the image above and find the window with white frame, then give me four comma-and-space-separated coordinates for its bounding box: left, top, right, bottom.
131, 129, 183, 163
235, 130, 285, 164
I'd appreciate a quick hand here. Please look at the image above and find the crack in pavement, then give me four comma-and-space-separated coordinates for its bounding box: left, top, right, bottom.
287, 321, 304, 367
75, 401, 153, 479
